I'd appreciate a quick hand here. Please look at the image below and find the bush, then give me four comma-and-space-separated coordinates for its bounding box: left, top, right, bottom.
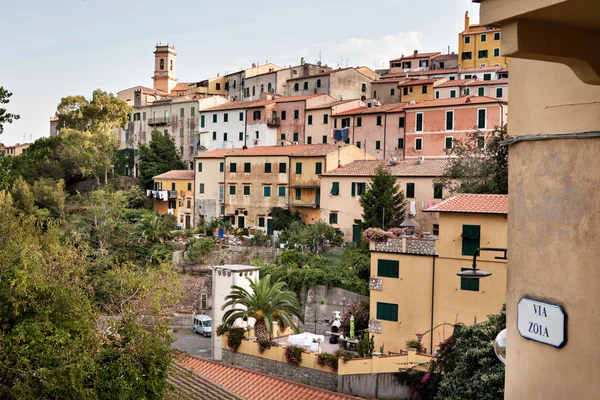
186, 237, 215, 264
334, 349, 356, 363
357, 333, 375, 357
257, 339, 277, 354
225, 327, 246, 352
317, 352, 339, 371
284, 345, 304, 365
363, 227, 392, 242
252, 229, 271, 247
406, 339, 424, 353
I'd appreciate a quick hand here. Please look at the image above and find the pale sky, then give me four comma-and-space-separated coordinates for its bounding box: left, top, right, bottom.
1, 0, 479, 146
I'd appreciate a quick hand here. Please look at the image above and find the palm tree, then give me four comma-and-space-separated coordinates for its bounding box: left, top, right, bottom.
220, 275, 304, 342
134, 212, 173, 244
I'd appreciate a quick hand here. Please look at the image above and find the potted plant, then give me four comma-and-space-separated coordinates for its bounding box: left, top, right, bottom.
406, 339, 424, 353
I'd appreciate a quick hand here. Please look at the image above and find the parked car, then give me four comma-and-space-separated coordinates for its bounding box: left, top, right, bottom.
193, 315, 212, 337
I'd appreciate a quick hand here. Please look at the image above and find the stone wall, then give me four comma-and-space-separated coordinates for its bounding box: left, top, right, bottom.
222, 349, 338, 392
374, 237, 436, 255
338, 373, 410, 399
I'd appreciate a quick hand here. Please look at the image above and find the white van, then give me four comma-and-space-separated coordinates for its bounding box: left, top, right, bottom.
193, 315, 212, 337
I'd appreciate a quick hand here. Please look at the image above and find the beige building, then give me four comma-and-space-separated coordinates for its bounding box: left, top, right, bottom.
475, 0, 600, 398
224, 63, 282, 101
0, 142, 30, 157
286, 67, 379, 100
319, 158, 449, 240
389, 51, 442, 73
304, 99, 363, 145
369, 194, 508, 354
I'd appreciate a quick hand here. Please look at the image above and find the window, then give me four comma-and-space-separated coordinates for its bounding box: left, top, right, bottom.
461, 224, 481, 256
342, 118, 350, 128
225, 82, 229, 91
281, 133, 286, 140
376, 302, 398, 321
252, 86, 255, 96
422, 85, 428, 94
216, 82, 221, 90
263, 186, 271, 197
168, 199, 176, 209
264, 163, 272, 173
143, 112, 146, 120
398, 138, 404, 149
462, 52, 472, 61
449, 76, 456, 80
256, 131, 259, 139
433, 224, 439, 235
223, 132, 228, 141
435, 90, 440, 99
398, 116, 405, 128
494, 48, 500, 58
450, 89, 456, 99
279, 163, 287, 173
434, 183, 443, 199
239, 132, 243, 141
330, 182, 339, 196
378, 259, 399, 278
307, 136, 312, 144
213, 114, 217, 123
253, 110, 261, 120
243, 185, 250, 196
494, 32, 501, 41
478, 50, 488, 59
464, 88, 471, 95
201, 115, 205, 128
375, 140, 381, 150
267, 82, 272, 92
224, 113, 228, 122
258, 217, 265, 227
198, 162, 203, 172
293, 83, 299, 91
477, 109, 486, 129
351, 182, 365, 197
465, 74, 473, 79
303, 82, 309, 90
390, 88, 395, 96
239, 112, 244, 121
125, 130, 129, 141
356, 142, 361, 148
294, 110, 299, 120
164, 130, 168, 137
180, 108, 184, 117
445, 136, 453, 150
483, 73, 492, 81
180, 128, 184, 137
293, 132, 299, 142
373, 90, 377, 98
278, 186, 286, 197
361, 83, 367, 92
403, 87, 409, 96
142, 131, 146, 141
229, 162, 237, 172
329, 212, 338, 224
446, 110, 454, 130
281, 111, 287, 120
406, 182, 415, 198
415, 138, 423, 151
323, 114, 329, 124
316, 79, 321, 88
357, 117, 362, 127
464, 35, 471, 44
244, 162, 251, 173
308, 115, 313, 125
185, 182, 192, 191
480, 34, 487, 42
376, 116, 382, 126
416, 113, 423, 132
295, 188, 302, 200
219, 162, 224, 172
295, 162, 302, 174
212, 132, 217, 140
461, 269, 480, 291
315, 162, 322, 175
124, 149, 129, 157
477, 136, 485, 149
496, 88, 503, 98
323, 135, 327, 144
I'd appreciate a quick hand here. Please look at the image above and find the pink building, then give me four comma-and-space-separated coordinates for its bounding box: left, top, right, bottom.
271, 94, 336, 144
403, 96, 508, 158
434, 78, 509, 101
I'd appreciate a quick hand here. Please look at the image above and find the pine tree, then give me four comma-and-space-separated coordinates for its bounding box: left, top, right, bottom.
360, 165, 406, 229
138, 130, 185, 190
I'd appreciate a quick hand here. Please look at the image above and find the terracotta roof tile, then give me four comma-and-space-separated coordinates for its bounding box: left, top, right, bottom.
226, 144, 339, 157
397, 79, 437, 87
321, 158, 449, 177
425, 193, 508, 214
274, 94, 324, 103
380, 69, 459, 80
390, 52, 442, 62
195, 148, 241, 159
172, 82, 193, 92
306, 99, 359, 110
202, 100, 275, 112
153, 170, 195, 180
179, 355, 363, 400
371, 79, 409, 85
434, 79, 475, 88
432, 53, 459, 61
459, 66, 503, 73
465, 78, 509, 86
403, 95, 506, 109
286, 68, 351, 81
332, 102, 406, 116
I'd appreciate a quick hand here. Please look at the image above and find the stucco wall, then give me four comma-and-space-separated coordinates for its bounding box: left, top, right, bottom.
338, 373, 410, 400
371, 81, 402, 104
195, 157, 224, 222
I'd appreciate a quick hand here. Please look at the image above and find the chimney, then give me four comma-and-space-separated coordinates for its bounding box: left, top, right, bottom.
414, 50, 418, 57
465, 11, 470, 31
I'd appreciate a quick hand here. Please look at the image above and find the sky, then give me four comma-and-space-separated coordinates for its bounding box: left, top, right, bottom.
0, 0, 480, 146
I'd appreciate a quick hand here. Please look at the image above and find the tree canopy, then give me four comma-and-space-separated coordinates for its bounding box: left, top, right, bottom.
437, 126, 508, 195
56, 89, 132, 131
360, 165, 406, 230
138, 130, 185, 190
0, 86, 20, 134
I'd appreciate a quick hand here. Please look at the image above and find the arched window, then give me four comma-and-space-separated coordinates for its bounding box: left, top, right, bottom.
260, 84, 264, 93
252, 86, 256, 96
170, 60, 173, 71
268, 82, 272, 92
160, 59, 165, 70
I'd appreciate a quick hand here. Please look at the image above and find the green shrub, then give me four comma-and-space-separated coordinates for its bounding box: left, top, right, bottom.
317, 352, 339, 371
284, 345, 304, 365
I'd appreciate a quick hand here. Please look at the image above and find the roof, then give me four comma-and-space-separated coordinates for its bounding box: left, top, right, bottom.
179, 355, 362, 400
390, 52, 441, 62
195, 148, 241, 159
397, 79, 437, 87
321, 158, 449, 177
461, 27, 501, 35
202, 99, 275, 112
332, 102, 406, 116
306, 99, 358, 110
465, 78, 509, 86
286, 68, 352, 81
153, 170, 195, 180
459, 66, 503, 73
434, 79, 475, 88
172, 82, 192, 92
371, 79, 409, 85
425, 193, 508, 214
403, 95, 506, 109
226, 144, 339, 157
168, 361, 243, 400
274, 94, 324, 103
432, 53, 458, 61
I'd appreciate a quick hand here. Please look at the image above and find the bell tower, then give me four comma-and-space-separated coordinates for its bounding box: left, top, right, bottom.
153, 44, 178, 93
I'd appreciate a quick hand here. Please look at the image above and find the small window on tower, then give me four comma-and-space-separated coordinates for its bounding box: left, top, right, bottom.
170, 60, 173, 71
160, 59, 164, 70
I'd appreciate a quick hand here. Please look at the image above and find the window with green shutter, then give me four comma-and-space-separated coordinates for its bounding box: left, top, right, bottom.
295, 162, 302, 174
230, 162, 237, 172
483, 73, 492, 81
477, 109, 486, 129
390, 88, 395, 96
357, 117, 362, 127
243, 186, 250, 196
213, 114, 217, 123
307, 136, 312, 144
294, 110, 299, 120
376, 302, 398, 321
331, 182, 340, 196
461, 268, 480, 291
200, 183, 205, 194
356, 142, 361, 148
329, 212, 338, 224
258, 217, 265, 227
323, 114, 329, 124
446, 111, 454, 130
201, 115, 205, 128
377, 259, 399, 278
198, 162, 203, 172
304, 82, 309, 90
180, 108, 184, 117
223, 132, 228, 141
281, 111, 287, 120
308, 115, 313, 125
478, 87, 485, 96
375, 141, 381, 150
264, 163, 272, 173
398, 116, 405, 128
450, 90, 456, 98
281, 133, 286, 140
323, 135, 327, 144
398, 138, 404, 149
295, 188, 302, 200
239, 112, 244, 121
293, 132, 299, 142
315, 162, 322, 175
191, 107, 195, 116
361, 83, 367, 92
219, 162, 224, 172
263, 186, 271, 197
143, 112, 146, 120
496, 88, 503, 98
239, 132, 243, 141
477, 136, 485, 149
445, 137, 453, 149
433, 183, 443, 199
244, 162, 251, 173
461, 225, 481, 256
224, 113, 229, 122
376, 116, 382, 126
279, 163, 286, 173
180, 128, 184, 137
229, 185, 236, 195
219, 186, 224, 201
278, 186, 286, 197
171, 182, 176, 191
212, 132, 217, 140
406, 183, 415, 198
416, 113, 423, 132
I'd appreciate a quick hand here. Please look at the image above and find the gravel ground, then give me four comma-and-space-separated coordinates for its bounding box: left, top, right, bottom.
172, 328, 212, 358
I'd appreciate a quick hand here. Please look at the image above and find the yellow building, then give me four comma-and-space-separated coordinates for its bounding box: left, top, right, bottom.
458, 11, 508, 69
0, 142, 30, 157
398, 79, 437, 103
368, 194, 507, 354
150, 170, 195, 229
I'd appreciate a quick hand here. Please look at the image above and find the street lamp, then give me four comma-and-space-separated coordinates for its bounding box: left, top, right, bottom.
456, 247, 507, 279
494, 328, 507, 365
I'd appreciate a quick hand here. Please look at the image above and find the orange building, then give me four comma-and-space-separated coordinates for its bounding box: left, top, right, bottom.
150, 170, 195, 229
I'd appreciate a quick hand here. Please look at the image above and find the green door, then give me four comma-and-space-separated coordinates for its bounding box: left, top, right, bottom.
237, 216, 245, 229
353, 224, 362, 243
267, 219, 273, 235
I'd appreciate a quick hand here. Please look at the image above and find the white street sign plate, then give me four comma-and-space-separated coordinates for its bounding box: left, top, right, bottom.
517, 297, 566, 348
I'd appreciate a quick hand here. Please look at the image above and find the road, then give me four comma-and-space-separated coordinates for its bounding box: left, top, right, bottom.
172, 328, 212, 358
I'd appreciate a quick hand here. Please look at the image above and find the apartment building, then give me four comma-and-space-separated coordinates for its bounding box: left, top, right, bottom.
319, 158, 450, 240
150, 170, 195, 229
431, 53, 459, 70
389, 51, 442, 74
369, 194, 507, 353
272, 94, 337, 145
371, 79, 406, 105
458, 11, 508, 69
0, 142, 30, 157
304, 99, 363, 145
434, 78, 508, 101
285, 67, 379, 100
403, 96, 508, 158
398, 79, 438, 103
224, 63, 282, 101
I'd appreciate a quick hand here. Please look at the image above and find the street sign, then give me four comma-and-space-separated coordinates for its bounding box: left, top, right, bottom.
517, 297, 566, 348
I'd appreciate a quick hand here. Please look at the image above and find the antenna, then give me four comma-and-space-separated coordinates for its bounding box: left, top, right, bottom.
318, 50, 322, 64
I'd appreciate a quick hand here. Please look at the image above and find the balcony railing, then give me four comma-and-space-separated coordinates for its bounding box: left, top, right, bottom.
147, 117, 171, 126
266, 117, 281, 128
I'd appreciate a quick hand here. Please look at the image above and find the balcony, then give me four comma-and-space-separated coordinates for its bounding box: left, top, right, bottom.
266, 117, 281, 128
147, 117, 171, 126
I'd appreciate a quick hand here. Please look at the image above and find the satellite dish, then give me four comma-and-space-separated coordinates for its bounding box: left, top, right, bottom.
360, 95, 367, 101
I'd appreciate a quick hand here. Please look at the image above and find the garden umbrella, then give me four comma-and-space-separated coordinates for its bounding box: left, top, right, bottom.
350, 315, 355, 340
